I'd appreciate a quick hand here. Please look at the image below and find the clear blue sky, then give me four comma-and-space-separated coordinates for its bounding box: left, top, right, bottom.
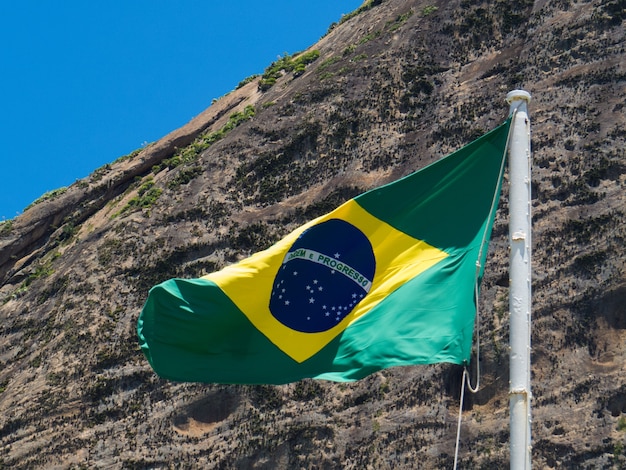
0, 0, 362, 220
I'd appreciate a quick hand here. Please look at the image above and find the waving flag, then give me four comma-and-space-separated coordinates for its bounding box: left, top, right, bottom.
138, 119, 510, 384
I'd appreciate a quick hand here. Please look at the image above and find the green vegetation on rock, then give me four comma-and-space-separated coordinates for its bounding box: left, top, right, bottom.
258, 50, 321, 91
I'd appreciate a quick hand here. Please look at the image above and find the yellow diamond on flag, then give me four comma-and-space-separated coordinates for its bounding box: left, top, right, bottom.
205, 199, 448, 363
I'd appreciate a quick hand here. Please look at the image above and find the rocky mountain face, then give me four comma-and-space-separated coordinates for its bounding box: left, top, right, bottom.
1, 0, 625, 468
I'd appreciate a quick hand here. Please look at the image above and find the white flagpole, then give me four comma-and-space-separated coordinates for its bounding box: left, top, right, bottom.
506, 89, 532, 470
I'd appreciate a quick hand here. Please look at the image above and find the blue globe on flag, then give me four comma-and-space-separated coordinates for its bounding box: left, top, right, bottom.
269, 219, 376, 333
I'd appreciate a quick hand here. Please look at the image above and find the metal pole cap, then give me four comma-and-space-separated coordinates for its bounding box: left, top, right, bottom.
506, 90, 531, 104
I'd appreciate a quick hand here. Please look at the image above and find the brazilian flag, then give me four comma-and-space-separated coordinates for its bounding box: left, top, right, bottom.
138, 119, 511, 384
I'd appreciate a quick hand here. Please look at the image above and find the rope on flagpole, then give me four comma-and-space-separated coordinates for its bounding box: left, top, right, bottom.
467, 112, 515, 395
454, 116, 515, 469
453, 368, 469, 470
